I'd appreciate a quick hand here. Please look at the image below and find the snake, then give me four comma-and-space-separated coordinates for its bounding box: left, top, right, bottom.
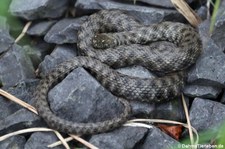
34, 10, 202, 135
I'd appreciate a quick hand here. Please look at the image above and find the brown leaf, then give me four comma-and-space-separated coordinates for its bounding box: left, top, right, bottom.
157, 124, 183, 140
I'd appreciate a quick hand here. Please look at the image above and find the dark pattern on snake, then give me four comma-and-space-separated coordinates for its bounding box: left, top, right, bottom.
35, 10, 202, 135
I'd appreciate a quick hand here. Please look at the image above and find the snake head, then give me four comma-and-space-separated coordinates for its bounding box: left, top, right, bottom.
92, 34, 115, 49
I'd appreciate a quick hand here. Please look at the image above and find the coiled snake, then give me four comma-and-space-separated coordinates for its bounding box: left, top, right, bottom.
35, 10, 202, 135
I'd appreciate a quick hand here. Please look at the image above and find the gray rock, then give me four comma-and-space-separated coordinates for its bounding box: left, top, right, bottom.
0, 44, 35, 87
75, 0, 184, 25
0, 109, 45, 135
130, 97, 188, 122
89, 127, 148, 149
23, 45, 43, 69
27, 20, 56, 36
48, 67, 124, 123
44, 16, 88, 44
9, 0, 69, 20
187, 20, 225, 87
183, 84, 222, 99
137, 0, 194, 8
0, 79, 39, 120
29, 38, 55, 60
140, 125, 179, 149
196, 6, 208, 21
0, 135, 26, 149
0, 27, 14, 54
25, 132, 64, 149
190, 98, 225, 132
221, 92, 225, 104
211, 0, 225, 52
38, 44, 77, 77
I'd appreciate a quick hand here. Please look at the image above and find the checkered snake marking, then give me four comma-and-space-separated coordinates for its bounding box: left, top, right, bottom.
35, 10, 202, 135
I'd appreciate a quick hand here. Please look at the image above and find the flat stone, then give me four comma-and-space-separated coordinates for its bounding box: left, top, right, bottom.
44, 16, 88, 44
0, 44, 35, 87
9, 0, 69, 20
211, 0, 225, 52
0, 79, 39, 120
0, 109, 45, 136
23, 45, 43, 69
190, 98, 225, 132
0, 135, 26, 149
28, 38, 55, 61
38, 44, 77, 77
220, 91, 225, 104
183, 84, 222, 99
24, 132, 64, 149
89, 127, 148, 149
137, 0, 194, 8
187, 20, 225, 87
75, 0, 184, 25
130, 97, 188, 122
0, 22, 14, 53
140, 125, 180, 149
27, 20, 56, 36
48, 67, 124, 123
196, 6, 208, 21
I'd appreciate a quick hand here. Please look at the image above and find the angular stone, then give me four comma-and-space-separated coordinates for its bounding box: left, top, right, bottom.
211, 0, 225, 52
0, 23, 14, 53
89, 127, 148, 149
221, 92, 225, 104
138, 0, 194, 8
196, 6, 208, 21
9, 0, 69, 20
75, 0, 184, 25
24, 132, 64, 149
130, 97, 188, 122
44, 16, 88, 44
190, 98, 225, 132
0, 109, 45, 135
38, 44, 77, 77
183, 84, 222, 99
48, 67, 124, 123
27, 20, 56, 36
0, 79, 39, 120
140, 125, 179, 149
187, 20, 225, 87
0, 135, 26, 149
23, 45, 43, 69
0, 44, 35, 87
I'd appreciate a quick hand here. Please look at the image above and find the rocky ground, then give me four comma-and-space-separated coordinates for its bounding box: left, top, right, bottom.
0, 0, 225, 149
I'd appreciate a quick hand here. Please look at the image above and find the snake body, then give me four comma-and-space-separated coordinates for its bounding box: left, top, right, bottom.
35, 10, 202, 135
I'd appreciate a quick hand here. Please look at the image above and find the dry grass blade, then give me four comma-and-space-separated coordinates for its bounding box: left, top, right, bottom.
0, 89, 98, 149
48, 135, 99, 149
181, 94, 195, 148
171, 0, 202, 27
70, 135, 99, 149
0, 128, 70, 149
48, 137, 73, 148
0, 89, 38, 114
15, 21, 32, 43
127, 119, 199, 144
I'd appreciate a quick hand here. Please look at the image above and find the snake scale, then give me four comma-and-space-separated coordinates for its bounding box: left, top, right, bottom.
35, 10, 202, 135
